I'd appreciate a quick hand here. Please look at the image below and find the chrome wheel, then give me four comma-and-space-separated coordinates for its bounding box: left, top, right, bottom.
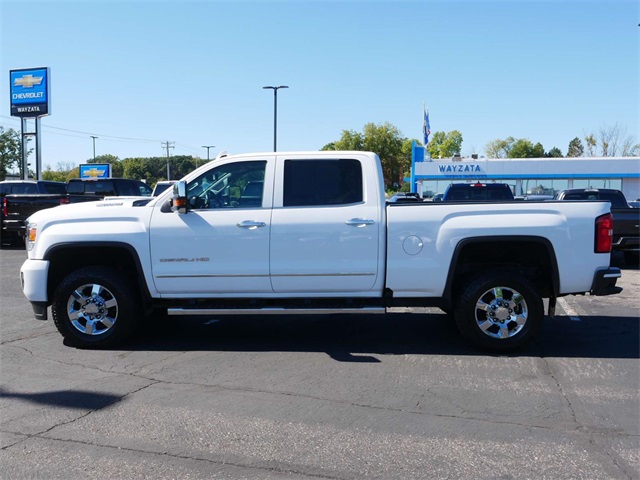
474, 286, 528, 339
454, 270, 543, 351
67, 283, 119, 336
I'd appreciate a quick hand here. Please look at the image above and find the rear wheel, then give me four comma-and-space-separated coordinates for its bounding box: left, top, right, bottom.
52, 266, 139, 348
454, 270, 543, 351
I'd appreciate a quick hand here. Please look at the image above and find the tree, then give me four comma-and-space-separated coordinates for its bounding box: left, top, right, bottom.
0, 127, 22, 180
322, 130, 364, 151
584, 123, 639, 157
484, 137, 516, 158
427, 130, 463, 159
585, 134, 597, 156
532, 142, 545, 158
509, 139, 545, 158
88, 154, 123, 177
545, 147, 563, 158
485, 137, 550, 158
42, 165, 70, 182
323, 122, 410, 187
567, 137, 584, 157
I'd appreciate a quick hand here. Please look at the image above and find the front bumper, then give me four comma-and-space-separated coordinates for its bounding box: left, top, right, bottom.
590, 267, 622, 296
20, 258, 50, 304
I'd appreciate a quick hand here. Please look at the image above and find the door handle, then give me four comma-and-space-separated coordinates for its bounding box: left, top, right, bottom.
237, 220, 267, 229
345, 218, 375, 227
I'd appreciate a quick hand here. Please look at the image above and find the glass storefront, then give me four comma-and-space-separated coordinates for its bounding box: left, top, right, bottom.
419, 178, 623, 198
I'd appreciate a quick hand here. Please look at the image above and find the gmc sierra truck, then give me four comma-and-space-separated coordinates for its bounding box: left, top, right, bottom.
20, 151, 621, 351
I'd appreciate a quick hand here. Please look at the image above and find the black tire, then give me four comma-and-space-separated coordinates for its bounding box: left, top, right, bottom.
454, 270, 543, 351
52, 266, 139, 348
623, 251, 639, 267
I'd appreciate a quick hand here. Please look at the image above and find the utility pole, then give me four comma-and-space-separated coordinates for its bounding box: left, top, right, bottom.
161, 141, 175, 180
90, 135, 98, 160
201, 145, 215, 167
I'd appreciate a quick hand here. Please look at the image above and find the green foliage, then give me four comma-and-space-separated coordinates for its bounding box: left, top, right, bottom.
0, 127, 22, 180
323, 122, 412, 187
322, 129, 364, 151
42, 165, 68, 182
567, 137, 584, 157
545, 147, 563, 158
484, 137, 516, 158
485, 137, 546, 158
509, 139, 546, 158
427, 130, 463, 159
87, 154, 123, 177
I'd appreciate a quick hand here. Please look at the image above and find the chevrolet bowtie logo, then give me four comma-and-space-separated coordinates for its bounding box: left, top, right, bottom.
14, 74, 43, 88
84, 168, 106, 178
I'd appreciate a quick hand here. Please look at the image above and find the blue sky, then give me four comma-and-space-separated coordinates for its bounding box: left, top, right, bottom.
1, 0, 638, 169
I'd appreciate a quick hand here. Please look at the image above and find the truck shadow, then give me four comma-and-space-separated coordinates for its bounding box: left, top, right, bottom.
124, 312, 640, 360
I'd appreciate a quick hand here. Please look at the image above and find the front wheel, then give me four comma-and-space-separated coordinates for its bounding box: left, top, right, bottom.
454, 271, 543, 351
52, 266, 139, 348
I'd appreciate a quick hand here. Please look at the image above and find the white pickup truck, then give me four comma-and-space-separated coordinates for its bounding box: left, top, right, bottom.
20, 151, 621, 351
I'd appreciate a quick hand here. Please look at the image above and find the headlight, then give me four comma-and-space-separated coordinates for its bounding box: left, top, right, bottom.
26, 223, 37, 251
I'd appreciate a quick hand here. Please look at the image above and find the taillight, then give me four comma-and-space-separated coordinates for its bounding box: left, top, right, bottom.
2, 198, 6, 217
60, 197, 70, 205
595, 213, 613, 253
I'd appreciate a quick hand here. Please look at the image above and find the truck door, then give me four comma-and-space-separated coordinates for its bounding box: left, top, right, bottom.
269, 155, 382, 294
149, 158, 274, 295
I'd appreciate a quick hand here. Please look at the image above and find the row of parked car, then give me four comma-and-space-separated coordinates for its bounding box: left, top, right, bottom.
0, 177, 166, 247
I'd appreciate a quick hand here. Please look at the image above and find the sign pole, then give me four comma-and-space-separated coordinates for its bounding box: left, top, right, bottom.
35, 117, 42, 180
21, 118, 29, 180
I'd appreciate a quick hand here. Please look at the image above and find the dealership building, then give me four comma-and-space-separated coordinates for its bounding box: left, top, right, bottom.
410, 144, 640, 201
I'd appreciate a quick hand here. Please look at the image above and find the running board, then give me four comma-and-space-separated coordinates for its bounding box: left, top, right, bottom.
167, 307, 386, 316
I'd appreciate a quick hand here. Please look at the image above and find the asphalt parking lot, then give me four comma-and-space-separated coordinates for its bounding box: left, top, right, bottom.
1, 247, 638, 479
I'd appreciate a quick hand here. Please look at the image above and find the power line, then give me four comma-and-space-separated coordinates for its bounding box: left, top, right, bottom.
0, 115, 159, 143
1, 116, 210, 158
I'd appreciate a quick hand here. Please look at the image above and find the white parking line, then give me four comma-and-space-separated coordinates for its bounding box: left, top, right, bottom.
557, 297, 582, 321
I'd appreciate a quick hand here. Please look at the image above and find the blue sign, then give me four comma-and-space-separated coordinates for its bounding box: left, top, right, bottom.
80, 164, 111, 179
10, 67, 51, 117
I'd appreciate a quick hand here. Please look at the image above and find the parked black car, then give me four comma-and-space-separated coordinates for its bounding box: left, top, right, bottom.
554, 188, 639, 265
1, 180, 67, 246
442, 182, 515, 202
66, 178, 152, 198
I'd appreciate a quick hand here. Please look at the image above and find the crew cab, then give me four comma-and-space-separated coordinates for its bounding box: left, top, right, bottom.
20, 151, 621, 351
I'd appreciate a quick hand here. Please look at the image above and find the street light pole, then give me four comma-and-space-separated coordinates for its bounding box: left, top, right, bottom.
263, 85, 288, 152
201, 145, 215, 167
90, 135, 98, 160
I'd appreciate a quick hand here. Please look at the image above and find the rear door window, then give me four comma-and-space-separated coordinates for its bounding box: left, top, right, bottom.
283, 159, 363, 207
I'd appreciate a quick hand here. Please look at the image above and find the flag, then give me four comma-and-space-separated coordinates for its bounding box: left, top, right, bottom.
423, 107, 431, 146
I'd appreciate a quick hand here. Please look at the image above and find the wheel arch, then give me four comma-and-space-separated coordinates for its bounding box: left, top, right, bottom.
43, 242, 152, 313
441, 236, 559, 310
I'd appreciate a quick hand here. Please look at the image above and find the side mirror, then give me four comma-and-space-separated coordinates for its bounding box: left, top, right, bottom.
171, 181, 189, 213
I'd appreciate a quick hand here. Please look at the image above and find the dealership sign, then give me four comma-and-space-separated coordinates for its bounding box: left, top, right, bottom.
80, 164, 111, 179
10, 67, 51, 117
